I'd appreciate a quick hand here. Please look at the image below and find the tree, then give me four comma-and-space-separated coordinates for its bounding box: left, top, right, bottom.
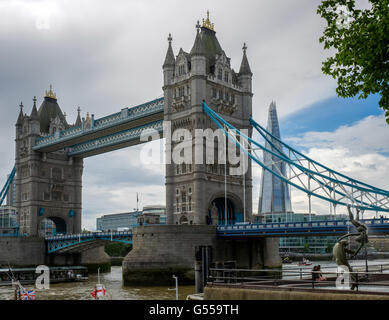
303, 243, 310, 253
104, 242, 132, 257
317, 0, 389, 124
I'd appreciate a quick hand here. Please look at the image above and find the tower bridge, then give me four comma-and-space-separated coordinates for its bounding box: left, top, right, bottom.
1, 12, 389, 284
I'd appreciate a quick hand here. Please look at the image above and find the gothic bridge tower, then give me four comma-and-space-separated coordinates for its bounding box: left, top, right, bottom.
163, 12, 253, 226
14, 87, 83, 236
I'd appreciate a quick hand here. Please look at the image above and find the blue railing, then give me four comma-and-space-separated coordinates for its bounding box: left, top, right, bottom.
0, 166, 16, 206
67, 119, 163, 156
34, 97, 164, 149
46, 231, 133, 253
46, 230, 132, 241
217, 218, 389, 237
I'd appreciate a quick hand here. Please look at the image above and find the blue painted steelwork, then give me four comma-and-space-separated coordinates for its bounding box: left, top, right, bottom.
0, 167, 16, 206
67, 119, 163, 156
202, 101, 389, 212
33, 97, 164, 150
217, 218, 389, 237
46, 231, 132, 253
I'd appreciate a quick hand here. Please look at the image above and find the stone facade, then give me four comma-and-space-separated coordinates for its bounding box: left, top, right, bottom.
163, 19, 253, 226
123, 225, 217, 285
0, 237, 46, 267
14, 94, 83, 237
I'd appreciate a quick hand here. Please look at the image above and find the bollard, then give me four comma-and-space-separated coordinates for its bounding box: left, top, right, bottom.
194, 261, 203, 294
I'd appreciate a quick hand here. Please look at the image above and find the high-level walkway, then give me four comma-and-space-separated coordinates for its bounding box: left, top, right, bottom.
32, 98, 164, 157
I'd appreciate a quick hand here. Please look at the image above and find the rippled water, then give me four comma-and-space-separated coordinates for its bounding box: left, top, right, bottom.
2, 259, 389, 299
0, 266, 195, 300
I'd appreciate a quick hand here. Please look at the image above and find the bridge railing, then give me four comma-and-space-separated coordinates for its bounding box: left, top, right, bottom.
208, 263, 389, 292
67, 119, 163, 156
217, 218, 389, 232
45, 231, 132, 241
34, 97, 164, 149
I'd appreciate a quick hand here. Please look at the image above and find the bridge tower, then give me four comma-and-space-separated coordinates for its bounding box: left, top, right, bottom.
163, 12, 253, 226
14, 87, 83, 236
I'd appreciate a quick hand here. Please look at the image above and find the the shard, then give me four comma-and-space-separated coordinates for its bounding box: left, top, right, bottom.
258, 101, 293, 218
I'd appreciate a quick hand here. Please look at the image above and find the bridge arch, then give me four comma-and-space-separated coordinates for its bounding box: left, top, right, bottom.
207, 193, 243, 225
39, 216, 67, 237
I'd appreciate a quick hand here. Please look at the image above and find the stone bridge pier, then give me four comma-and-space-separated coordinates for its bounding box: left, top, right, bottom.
122, 225, 281, 285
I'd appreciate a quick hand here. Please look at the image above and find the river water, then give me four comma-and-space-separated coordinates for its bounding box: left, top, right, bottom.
1, 259, 389, 300
0, 266, 195, 300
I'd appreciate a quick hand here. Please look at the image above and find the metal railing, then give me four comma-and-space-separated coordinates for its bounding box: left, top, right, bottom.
207, 263, 389, 293
45, 230, 132, 241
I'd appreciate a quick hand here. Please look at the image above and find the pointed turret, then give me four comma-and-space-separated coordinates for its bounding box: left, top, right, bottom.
38, 85, 68, 133
16, 102, 24, 126
75, 107, 82, 126
189, 14, 223, 60
190, 21, 206, 56
258, 101, 292, 219
239, 43, 252, 76
163, 33, 175, 68
30, 96, 39, 121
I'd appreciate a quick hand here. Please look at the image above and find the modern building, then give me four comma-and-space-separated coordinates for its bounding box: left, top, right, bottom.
0, 205, 19, 234
258, 101, 293, 219
96, 211, 142, 231
96, 205, 167, 231
142, 205, 167, 224
256, 102, 348, 253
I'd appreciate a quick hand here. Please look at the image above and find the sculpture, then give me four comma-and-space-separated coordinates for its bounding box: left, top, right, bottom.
332, 205, 368, 290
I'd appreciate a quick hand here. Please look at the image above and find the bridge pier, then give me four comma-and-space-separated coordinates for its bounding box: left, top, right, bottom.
122, 225, 281, 286
0, 237, 110, 273
46, 246, 110, 273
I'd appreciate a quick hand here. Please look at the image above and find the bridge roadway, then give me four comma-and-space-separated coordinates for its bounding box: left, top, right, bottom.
32, 97, 164, 157
217, 218, 389, 238
46, 231, 132, 254
45, 218, 389, 254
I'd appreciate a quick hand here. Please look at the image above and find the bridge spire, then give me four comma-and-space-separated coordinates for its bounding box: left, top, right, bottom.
239, 43, 252, 76
163, 33, 175, 68
75, 106, 82, 127
202, 10, 214, 31
30, 96, 39, 120
16, 102, 24, 126
45, 84, 57, 100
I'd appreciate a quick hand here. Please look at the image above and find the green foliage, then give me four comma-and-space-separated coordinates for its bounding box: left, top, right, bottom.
303, 243, 310, 253
317, 0, 389, 124
104, 242, 132, 257
326, 242, 334, 253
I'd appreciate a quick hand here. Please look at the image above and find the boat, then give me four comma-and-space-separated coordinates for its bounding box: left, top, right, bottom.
297, 258, 312, 266
0, 266, 88, 286
282, 257, 293, 264
90, 268, 111, 300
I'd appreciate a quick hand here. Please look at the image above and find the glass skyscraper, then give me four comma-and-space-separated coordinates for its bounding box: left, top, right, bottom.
258, 101, 292, 218
256, 102, 346, 253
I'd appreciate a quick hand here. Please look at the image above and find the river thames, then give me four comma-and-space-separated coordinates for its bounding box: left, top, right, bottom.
1, 259, 389, 300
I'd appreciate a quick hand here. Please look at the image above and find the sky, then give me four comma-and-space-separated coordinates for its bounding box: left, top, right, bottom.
0, 0, 387, 230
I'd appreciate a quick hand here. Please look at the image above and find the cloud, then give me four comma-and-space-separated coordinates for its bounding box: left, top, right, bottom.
285, 115, 389, 155
0, 0, 385, 229
278, 114, 389, 218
